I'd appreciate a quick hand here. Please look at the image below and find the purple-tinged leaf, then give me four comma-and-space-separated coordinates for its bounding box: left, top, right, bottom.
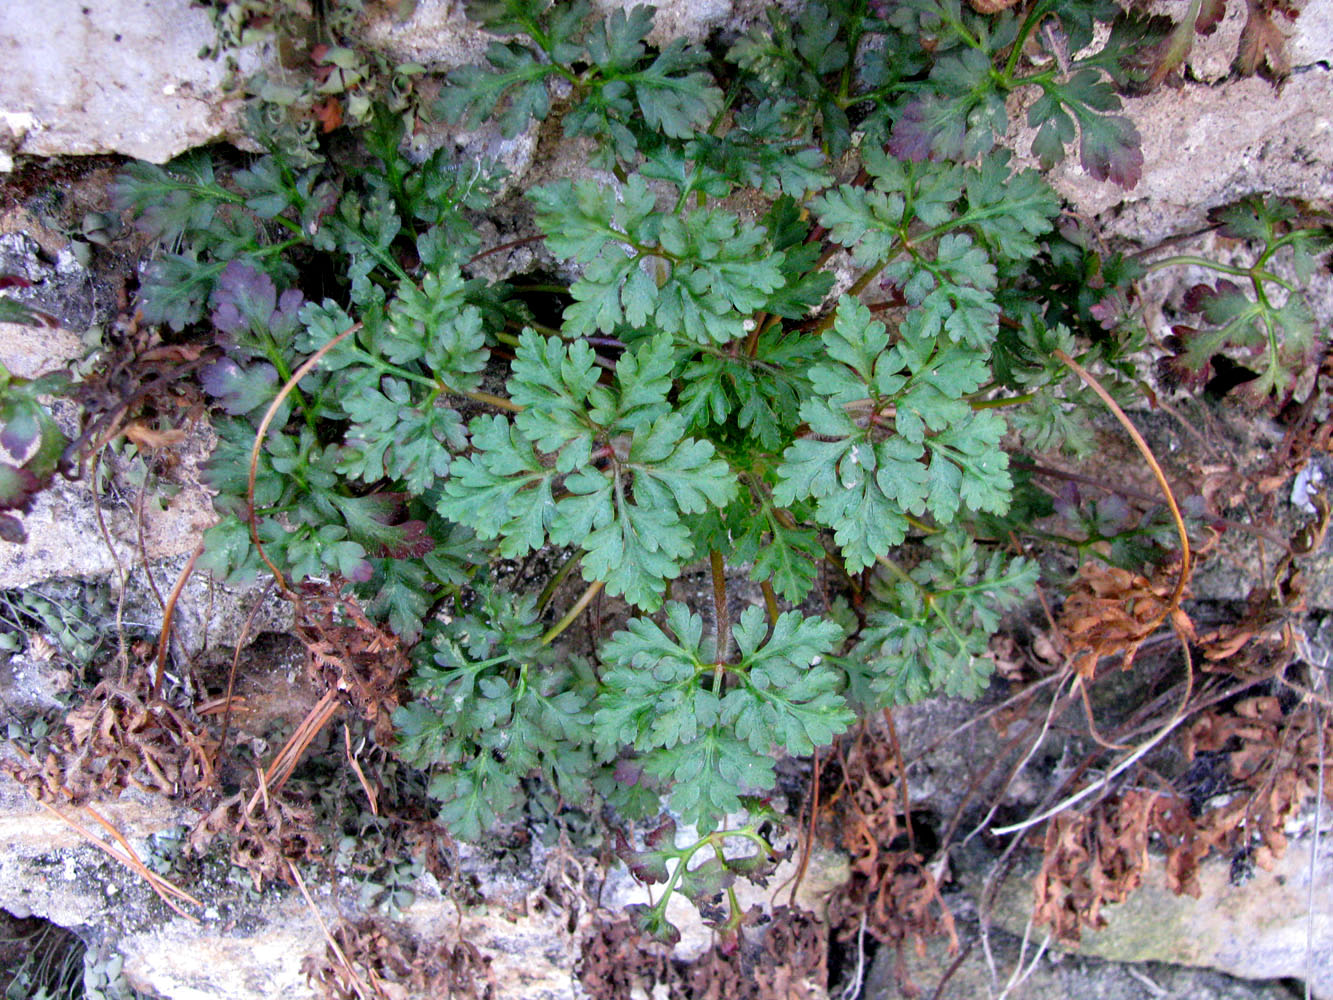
613, 758, 644, 786
722, 846, 784, 884
1031, 112, 1076, 171
676, 856, 734, 908
210, 260, 277, 335
272, 288, 306, 339
0, 462, 40, 511
1183, 280, 1245, 320
385, 520, 435, 560
0, 404, 39, 457
1182, 283, 1213, 313
1197, 0, 1226, 33
625, 903, 681, 947
643, 816, 677, 851
888, 99, 942, 162
1236, 0, 1292, 78
1156, 330, 1214, 393
1078, 113, 1143, 189
199, 358, 279, 416
0, 512, 25, 543
1052, 481, 1081, 522
1146, 2, 1205, 88
614, 820, 676, 885
1208, 196, 1295, 242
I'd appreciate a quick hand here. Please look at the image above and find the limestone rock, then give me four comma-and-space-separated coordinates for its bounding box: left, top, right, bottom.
1014, 68, 1333, 246
0, 321, 85, 381
864, 915, 1299, 1000
0, 425, 218, 586
594, 0, 741, 45
0, 0, 759, 168
1145, 0, 1331, 85
0, 770, 850, 1000
1288, 0, 1333, 67
982, 835, 1333, 998
368, 0, 747, 66
0, 0, 263, 165
0, 233, 103, 332
0, 784, 199, 930
0, 315, 291, 657
1004, 0, 1333, 245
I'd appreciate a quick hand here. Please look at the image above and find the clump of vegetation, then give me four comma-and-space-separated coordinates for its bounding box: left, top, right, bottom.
29, 0, 1333, 957
198, 0, 430, 160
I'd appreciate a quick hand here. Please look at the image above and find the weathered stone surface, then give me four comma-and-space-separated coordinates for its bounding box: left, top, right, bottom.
981, 833, 1333, 998
1288, 0, 1333, 67
864, 915, 1299, 1000
0, 317, 294, 656
0, 311, 212, 592
368, 0, 748, 66
118, 875, 587, 1000
1148, 0, 1332, 85
0, 391, 218, 587
1015, 68, 1333, 246
0, 781, 199, 927
0, 765, 849, 1000
1002, 0, 1333, 246
113, 850, 848, 1000
0, 0, 758, 168
0, 233, 104, 332
0, 0, 264, 165
593, 0, 743, 45
0, 321, 85, 381
597, 836, 849, 962
356, 0, 490, 68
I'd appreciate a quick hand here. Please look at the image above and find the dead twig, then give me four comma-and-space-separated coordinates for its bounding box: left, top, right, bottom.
31, 797, 201, 922
1053, 350, 1190, 611
289, 861, 373, 1000
344, 723, 379, 817
247, 688, 342, 813
217, 579, 276, 772
989, 649, 1195, 838
151, 539, 204, 699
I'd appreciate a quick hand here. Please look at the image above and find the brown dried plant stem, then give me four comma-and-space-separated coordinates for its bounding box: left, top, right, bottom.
1055, 349, 1196, 746
540, 579, 604, 647
709, 549, 730, 665
31, 797, 201, 922
1052, 350, 1191, 601
289, 860, 373, 1000
882, 708, 914, 850
216, 579, 276, 773
88, 447, 131, 681
242, 321, 367, 811
344, 723, 379, 816
150, 539, 204, 699
759, 579, 780, 626
135, 479, 167, 613
781, 745, 822, 910
989, 353, 1198, 837
248, 689, 342, 812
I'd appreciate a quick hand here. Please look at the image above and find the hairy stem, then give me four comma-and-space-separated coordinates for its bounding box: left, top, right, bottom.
710, 549, 731, 666
760, 580, 780, 627
540, 579, 604, 647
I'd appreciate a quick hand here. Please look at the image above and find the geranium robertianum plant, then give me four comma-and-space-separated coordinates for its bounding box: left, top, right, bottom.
111, 0, 1331, 944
